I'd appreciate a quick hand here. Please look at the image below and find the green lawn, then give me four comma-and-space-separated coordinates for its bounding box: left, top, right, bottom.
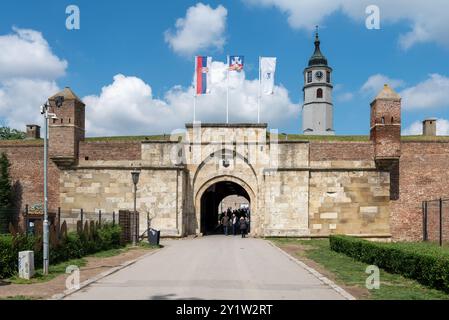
0, 295, 38, 300
6, 241, 159, 284
7, 258, 87, 285
85, 135, 171, 142
271, 238, 449, 300
3, 134, 449, 144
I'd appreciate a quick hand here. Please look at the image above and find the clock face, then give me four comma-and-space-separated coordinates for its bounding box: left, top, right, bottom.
315, 71, 323, 80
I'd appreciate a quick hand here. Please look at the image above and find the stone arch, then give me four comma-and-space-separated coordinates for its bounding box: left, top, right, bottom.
194, 175, 259, 236
192, 148, 258, 188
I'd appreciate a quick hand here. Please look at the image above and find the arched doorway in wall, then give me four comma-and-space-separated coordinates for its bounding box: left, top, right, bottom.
200, 181, 251, 235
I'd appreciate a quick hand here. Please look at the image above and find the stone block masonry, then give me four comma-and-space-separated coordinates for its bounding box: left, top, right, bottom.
2, 86, 449, 241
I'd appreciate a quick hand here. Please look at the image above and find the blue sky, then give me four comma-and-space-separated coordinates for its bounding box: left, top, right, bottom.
0, 0, 448, 136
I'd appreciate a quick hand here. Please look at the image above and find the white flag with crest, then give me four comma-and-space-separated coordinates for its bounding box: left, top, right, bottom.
260, 57, 277, 95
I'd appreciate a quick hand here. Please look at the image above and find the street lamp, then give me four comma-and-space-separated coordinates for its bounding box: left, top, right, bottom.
40, 95, 64, 275
131, 169, 141, 246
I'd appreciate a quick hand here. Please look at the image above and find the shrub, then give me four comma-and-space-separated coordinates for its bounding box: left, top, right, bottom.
0, 223, 122, 279
0, 153, 13, 233
330, 235, 449, 293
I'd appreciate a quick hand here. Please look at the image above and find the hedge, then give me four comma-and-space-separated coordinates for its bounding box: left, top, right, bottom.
0, 223, 122, 279
329, 235, 449, 293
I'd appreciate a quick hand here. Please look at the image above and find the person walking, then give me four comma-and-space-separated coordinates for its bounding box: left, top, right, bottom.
232, 213, 238, 236
239, 216, 248, 238
221, 214, 230, 236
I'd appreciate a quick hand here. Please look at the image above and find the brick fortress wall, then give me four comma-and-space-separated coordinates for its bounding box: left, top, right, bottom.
79, 141, 141, 161
0, 142, 60, 223
391, 141, 449, 241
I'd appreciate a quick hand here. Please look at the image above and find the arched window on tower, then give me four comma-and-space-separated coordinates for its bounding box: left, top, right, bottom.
316, 88, 323, 98
307, 71, 312, 83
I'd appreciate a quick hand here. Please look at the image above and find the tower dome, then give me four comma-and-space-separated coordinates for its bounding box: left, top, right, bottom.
308, 30, 328, 67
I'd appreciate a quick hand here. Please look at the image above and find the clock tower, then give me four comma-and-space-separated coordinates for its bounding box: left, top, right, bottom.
302, 29, 335, 135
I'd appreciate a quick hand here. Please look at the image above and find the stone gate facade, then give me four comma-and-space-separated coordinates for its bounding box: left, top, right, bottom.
2, 85, 449, 241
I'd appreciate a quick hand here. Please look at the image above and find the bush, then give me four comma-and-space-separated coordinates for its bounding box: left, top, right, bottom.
330, 235, 449, 293
0, 223, 122, 279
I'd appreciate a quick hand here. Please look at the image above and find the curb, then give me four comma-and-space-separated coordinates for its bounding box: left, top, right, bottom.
50, 248, 162, 300
267, 241, 356, 300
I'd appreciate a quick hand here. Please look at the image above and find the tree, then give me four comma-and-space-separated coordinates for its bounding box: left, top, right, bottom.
0, 153, 13, 233
0, 127, 26, 140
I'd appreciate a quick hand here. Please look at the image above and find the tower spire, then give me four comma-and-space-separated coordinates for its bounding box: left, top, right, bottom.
308, 26, 327, 67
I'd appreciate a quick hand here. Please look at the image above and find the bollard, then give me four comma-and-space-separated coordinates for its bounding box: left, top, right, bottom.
18, 251, 35, 280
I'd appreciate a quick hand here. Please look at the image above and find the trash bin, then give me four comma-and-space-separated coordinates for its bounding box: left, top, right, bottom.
148, 228, 160, 246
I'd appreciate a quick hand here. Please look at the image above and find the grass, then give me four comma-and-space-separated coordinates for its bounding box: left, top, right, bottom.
85, 135, 171, 142
271, 238, 449, 300
86, 134, 449, 143
0, 295, 38, 300
280, 135, 370, 142
401, 135, 449, 141
7, 258, 87, 285
5, 241, 159, 284
3, 134, 449, 144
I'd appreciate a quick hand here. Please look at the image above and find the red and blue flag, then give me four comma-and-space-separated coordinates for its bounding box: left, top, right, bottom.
195, 56, 212, 95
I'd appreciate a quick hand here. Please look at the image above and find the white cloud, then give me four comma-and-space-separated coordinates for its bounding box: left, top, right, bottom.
243, 0, 449, 49
403, 118, 449, 136
0, 78, 59, 129
0, 27, 66, 129
164, 3, 227, 56
361, 74, 405, 95
400, 74, 449, 110
84, 65, 298, 136
336, 92, 354, 102
0, 27, 67, 80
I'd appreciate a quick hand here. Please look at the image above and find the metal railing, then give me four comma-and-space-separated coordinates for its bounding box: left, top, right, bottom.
24, 205, 118, 234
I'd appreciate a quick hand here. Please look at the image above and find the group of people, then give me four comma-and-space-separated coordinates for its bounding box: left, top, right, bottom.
219, 208, 250, 238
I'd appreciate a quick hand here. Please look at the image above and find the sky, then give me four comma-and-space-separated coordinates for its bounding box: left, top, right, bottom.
0, 0, 448, 137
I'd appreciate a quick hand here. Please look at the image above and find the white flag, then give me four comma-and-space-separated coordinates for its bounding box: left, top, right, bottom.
260, 57, 277, 95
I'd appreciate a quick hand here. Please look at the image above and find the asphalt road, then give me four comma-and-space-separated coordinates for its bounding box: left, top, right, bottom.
65, 235, 347, 300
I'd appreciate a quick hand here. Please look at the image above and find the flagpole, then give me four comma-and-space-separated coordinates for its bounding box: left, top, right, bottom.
258, 56, 261, 124
193, 94, 197, 123
226, 55, 229, 124
193, 56, 197, 123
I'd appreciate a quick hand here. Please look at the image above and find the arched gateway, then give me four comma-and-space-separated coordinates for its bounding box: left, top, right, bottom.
195, 176, 256, 235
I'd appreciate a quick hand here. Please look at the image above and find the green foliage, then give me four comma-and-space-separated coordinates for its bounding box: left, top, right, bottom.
0, 223, 122, 279
0, 127, 26, 140
0, 153, 12, 208
330, 235, 449, 293
0, 234, 36, 278
271, 238, 449, 300
0, 153, 13, 233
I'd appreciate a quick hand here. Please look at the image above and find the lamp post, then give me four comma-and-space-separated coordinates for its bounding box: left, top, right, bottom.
131, 169, 141, 246
40, 96, 64, 275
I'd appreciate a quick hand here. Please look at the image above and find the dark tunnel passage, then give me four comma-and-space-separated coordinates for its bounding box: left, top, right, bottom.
200, 181, 250, 235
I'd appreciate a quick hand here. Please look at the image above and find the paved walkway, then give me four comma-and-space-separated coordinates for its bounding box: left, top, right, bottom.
65, 236, 347, 300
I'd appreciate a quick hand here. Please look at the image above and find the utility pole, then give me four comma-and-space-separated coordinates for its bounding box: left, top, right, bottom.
40, 96, 64, 275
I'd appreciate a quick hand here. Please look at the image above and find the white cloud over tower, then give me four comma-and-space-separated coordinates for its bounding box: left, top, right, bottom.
243, 0, 449, 49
